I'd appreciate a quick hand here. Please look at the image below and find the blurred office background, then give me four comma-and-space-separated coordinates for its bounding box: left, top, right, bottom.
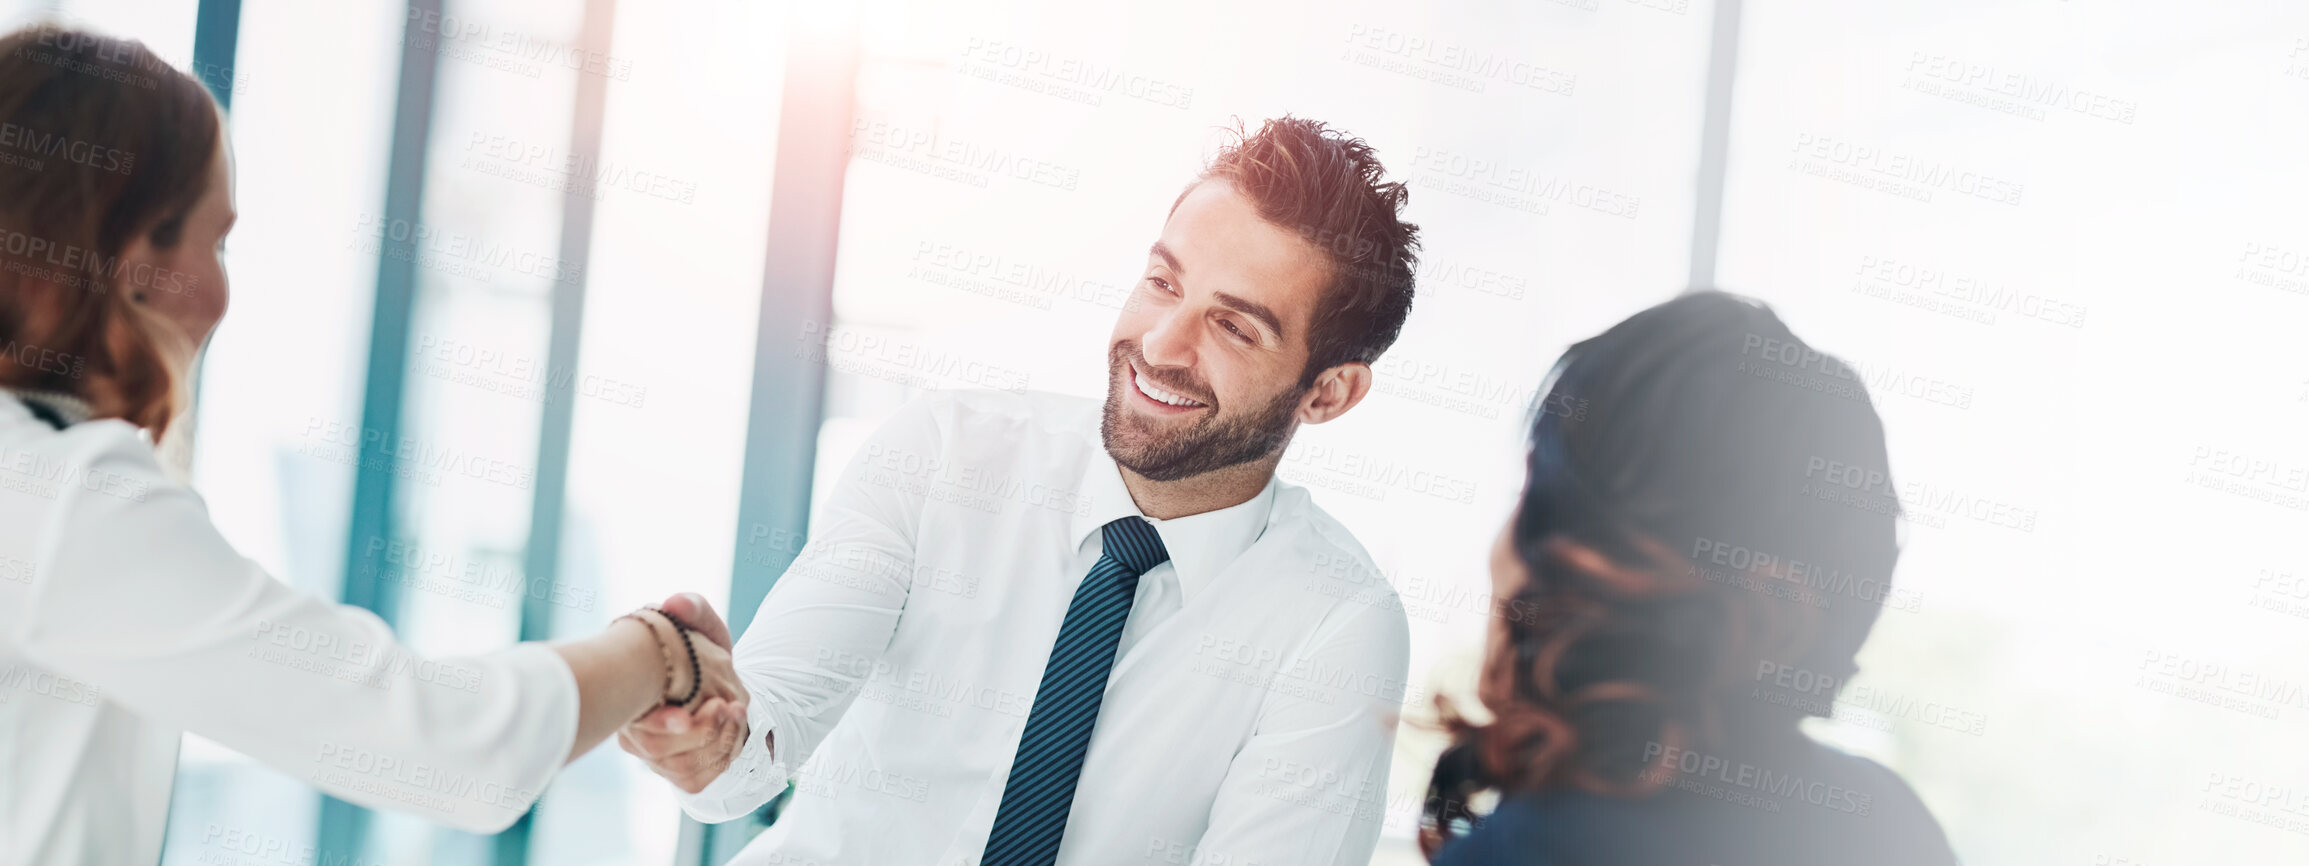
8, 0, 2306, 863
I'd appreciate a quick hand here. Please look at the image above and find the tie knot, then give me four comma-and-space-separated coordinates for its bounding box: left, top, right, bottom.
1100, 517, 1170, 576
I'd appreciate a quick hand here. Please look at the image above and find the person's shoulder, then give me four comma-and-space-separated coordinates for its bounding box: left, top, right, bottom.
1434, 746, 1958, 866
909, 388, 1100, 439
1267, 484, 1384, 585
1431, 790, 1617, 866
0, 414, 179, 533
1262, 484, 1411, 641
1800, 741, 1959, 857
862, 389, 1098, 460
4, 415, 167, 485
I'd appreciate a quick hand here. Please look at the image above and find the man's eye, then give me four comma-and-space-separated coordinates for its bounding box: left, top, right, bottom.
1222, 320, 1253, 343
1147, 277, 1173, 294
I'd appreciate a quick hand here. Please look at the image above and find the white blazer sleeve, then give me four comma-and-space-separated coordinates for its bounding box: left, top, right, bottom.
0, 422, 579, 835
674, 393, 939, 822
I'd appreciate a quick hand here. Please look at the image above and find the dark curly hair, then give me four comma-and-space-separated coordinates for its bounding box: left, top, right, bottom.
1178, 115, 1421, 385
1420, 291, 1904, 856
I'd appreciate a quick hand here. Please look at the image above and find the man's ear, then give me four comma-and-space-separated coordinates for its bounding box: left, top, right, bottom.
1297, 362, 1373, 425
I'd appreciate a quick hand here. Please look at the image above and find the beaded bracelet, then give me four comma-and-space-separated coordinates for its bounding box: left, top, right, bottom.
617, 607, 703, 707
613, 609, 679, 704
655, 607, 703, 707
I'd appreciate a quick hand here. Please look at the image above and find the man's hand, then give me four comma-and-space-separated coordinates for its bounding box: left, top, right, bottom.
660, 591, 731, 650
618, 593, 752, 794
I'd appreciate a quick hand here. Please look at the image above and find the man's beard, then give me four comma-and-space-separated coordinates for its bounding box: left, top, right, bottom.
1100, 341, 1304, 483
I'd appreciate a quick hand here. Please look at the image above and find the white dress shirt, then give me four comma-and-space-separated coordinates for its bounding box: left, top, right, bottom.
0, 392, 580, 866
683, 389, 1413, 866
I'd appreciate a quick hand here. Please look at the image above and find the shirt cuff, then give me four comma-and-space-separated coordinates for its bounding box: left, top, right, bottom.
677, 688, 789, 822
501, 641, 581, 795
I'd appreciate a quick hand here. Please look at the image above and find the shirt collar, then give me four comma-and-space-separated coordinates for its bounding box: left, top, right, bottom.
0, 388, 93, 427
1070, 443, 1277, 604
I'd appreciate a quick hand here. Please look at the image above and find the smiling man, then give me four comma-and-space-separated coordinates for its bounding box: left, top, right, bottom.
621, 117, 1421, 866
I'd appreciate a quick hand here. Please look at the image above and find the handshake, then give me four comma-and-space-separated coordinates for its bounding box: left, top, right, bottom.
617, 593, 759, 793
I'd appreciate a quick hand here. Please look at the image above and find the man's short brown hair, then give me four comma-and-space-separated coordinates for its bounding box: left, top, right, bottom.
1180, 116, 1420, 385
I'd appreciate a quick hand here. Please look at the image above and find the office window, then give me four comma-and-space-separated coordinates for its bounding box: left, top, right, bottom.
521, 0, 787, 863
138, 1, 793, 863
356, 0, 590, 862
159, 0, 409, 863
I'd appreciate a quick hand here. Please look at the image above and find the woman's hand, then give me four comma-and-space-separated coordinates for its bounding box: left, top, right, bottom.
618, 594, 753, 794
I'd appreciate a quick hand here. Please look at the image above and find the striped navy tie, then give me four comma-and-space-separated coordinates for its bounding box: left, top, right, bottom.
980, 516, 1170, 866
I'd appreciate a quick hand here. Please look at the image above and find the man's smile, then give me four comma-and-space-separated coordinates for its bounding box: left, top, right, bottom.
1128, 363, 1210, 413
